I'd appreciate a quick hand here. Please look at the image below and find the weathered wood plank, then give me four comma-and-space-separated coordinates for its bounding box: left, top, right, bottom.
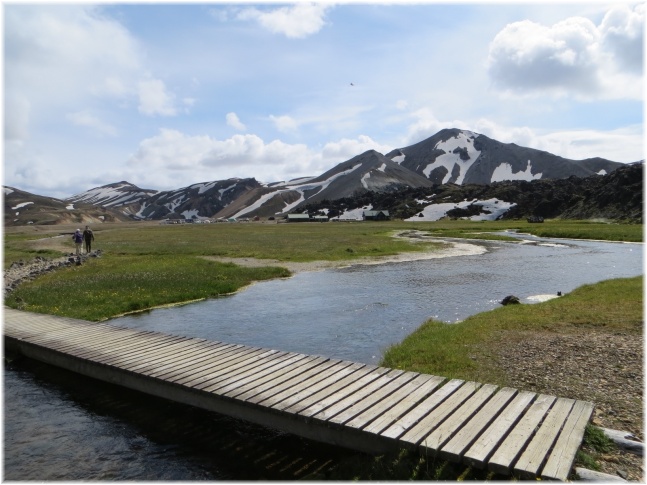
438, 387, 517, 462
359, 374, 445, 434
420, 383, 497, 453
128, 341, 225, 376
487, 394, 556, 476
250, 359, 353, 407
324, 371, 417, 426
272, 362, 370, 412
462, 390, 536, 469
296, 367, 390, 418
145, 341, 233, 378
228, 355, 328, 401
218, 355, 324, 399
380, 378, 465, 440
541, 400, 594, 481
174, 347, 274, 387
513, 397, 575, 478
200, 351, 303, 394
157, 344, 245, 381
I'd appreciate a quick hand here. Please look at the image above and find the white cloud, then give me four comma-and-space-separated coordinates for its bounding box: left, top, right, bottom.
321, 135, 393, 161
269, 114, 299, 133
138, 79, 177, 116
5, 96, 31, 142
237, 3, 332, 39
66, 111, 117, 136
226, 112, 246, 131
487, 4, 643, 99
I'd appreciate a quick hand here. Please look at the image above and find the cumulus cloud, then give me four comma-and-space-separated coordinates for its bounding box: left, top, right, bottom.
4, 4, 181, 143
125, 129, 398, 188
237, 3, 332, 38
138, 79, 177, 116
226, 112, 246, 131
487, 3, 643, 99
269, 114, 299, 133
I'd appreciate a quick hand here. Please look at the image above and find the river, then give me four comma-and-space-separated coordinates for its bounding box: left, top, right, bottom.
4, 233, 642, 479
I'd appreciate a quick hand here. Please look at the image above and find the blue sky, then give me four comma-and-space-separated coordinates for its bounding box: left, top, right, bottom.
4, 2, 644, 198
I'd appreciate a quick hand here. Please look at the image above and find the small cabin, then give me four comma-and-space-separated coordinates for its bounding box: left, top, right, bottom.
286, 214, 312, 223
363, 210, 390, 221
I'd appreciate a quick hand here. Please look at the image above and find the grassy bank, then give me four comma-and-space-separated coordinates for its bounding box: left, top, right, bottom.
381, 275, 643, 383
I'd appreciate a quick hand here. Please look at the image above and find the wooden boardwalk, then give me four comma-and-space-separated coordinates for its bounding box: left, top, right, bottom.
4, 308, 593, 480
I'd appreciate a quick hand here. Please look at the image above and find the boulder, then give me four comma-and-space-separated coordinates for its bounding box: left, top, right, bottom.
501, 295, 520, 305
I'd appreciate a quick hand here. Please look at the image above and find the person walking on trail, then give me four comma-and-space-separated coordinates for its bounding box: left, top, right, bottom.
83, 226, 95, 253
72, 229, 83, 256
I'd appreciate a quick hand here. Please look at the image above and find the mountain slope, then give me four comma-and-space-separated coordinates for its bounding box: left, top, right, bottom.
231, 150, 435, 218
4, 186, 132, 226
67, 181, 158, 208
386, 128, 625, 185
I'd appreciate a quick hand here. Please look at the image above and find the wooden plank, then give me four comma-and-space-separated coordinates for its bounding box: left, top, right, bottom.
200, 351, 303, 394
172, 346, 271, 386
71, 333, 185, 361
324, 371, 418, 426
128, 341, 222, 376
488, 394, 556, 476
270, 362, 368, 412
294, 367, 389, 418
380, 379, 465, 441
421, 383, 498, 453
310, 369, 405, 422
191, 350, 291, 391
224, 355, 333, 402
145, 341, 233, 378
210, 354, 314, 396
102, 337, 204, 371
247, 359, 350, 406
115, 338, 217, 373
358, 374, 445, 434
164, 344, 250, 383
463, 390, 536, 469
23, 325, 124, 350
439, 387, 517, 462
513, 397, 575, 478
540, 400, 594, 481
156, 344, 245, 381
181, 348, 281, 388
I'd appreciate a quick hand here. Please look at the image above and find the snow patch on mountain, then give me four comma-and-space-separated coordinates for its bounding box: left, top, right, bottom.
423, 130, 481, 184
331, 205, 372, 221
405, 198, 515, 222
12, 202, 33, 210
491, 161, 542, 183
234, 163, 363, 218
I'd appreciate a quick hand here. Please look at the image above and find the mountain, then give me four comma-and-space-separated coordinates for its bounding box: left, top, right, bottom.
4, 186, 132, 226
225, 150, 435, 219
4, 128, 638, 225
67, 181, 159, 208
385, 128, 624, 185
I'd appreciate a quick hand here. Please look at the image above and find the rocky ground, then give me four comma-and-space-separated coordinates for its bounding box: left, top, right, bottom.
495, 330, 644, 481
4, 251, 101, 297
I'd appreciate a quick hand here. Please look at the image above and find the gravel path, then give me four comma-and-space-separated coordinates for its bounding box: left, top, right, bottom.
495, 330, 644, 481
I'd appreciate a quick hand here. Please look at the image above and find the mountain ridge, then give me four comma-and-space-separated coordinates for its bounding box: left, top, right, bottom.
4, 128, 640, 225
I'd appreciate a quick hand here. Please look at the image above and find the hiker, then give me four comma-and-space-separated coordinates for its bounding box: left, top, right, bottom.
83, 226, 95, 253
72, 229, 83, 256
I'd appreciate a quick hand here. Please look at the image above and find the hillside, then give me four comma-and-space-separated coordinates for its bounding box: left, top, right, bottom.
301, 162, 643, 223
4, 187, 132, 226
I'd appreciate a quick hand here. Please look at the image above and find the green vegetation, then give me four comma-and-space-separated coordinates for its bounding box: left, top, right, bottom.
381, 276, 643, 384
6, 254, 290, 321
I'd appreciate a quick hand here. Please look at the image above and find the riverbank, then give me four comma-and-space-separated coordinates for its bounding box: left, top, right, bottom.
381, 275, 643, 481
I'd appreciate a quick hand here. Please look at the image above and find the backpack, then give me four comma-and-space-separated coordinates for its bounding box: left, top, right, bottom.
73, 233, 83, 243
